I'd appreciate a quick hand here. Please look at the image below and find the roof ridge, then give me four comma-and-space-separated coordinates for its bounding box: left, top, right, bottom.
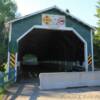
8, 6, 94, 30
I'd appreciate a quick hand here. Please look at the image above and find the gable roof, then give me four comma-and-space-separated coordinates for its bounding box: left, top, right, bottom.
9, 6, 94, 30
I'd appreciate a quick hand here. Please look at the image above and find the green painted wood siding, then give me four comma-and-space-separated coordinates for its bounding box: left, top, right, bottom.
9, 8, 92, 54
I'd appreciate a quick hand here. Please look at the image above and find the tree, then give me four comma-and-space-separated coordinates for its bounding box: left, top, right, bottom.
0, 0, 17, 41
94, 0, 100, 68
0, 0, 17, 70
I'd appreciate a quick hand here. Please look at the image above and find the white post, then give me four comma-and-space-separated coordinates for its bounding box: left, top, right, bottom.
7, 52, 10, 80
91, 29, 94, 71
7, 22, 12, 80
85, 43, 88, 72
15, 53, 18, 82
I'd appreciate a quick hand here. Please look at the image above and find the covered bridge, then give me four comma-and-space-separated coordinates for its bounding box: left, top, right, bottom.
7, 6, 94, 82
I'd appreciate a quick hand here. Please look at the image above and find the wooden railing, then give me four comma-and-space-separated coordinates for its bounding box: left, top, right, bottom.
0, 69, 15, 93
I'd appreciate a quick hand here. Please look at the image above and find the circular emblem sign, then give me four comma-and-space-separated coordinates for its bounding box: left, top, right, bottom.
43, 15, 52, 25
57, 17, 65, 25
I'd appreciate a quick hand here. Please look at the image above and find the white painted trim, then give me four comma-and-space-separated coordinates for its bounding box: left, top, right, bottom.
91, 30, 94, 71
9, 23, 12, 42
9, 6, 57, 23
70, 28, 88, 72
7, 23, 12, 73
15, 53, 18, 82
7, 23, 12, 80
85, 43, 88, 71
7, 52, 10, 80
8, 6, 94, 29
17, 25, 88, 71
53, 6, 94, 30
17, 26, 35, 42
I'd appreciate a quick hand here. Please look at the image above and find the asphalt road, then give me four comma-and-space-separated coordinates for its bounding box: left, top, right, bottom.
3, 79, 100, 100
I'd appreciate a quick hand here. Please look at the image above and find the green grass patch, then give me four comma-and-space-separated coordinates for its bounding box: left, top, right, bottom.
0, 86, 4, 93
0, 92, 4, 100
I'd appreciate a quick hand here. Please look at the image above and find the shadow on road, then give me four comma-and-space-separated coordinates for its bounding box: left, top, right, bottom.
3, 79, 100, 100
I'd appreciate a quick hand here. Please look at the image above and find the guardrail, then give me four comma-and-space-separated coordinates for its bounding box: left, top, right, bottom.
0, 69, 15, 93
39, 71, 100, 90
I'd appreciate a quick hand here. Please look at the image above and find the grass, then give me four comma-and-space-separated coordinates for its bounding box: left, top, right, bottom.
0, 64, 14, 100
0, 82, 12, 100
0, 92, 4, 100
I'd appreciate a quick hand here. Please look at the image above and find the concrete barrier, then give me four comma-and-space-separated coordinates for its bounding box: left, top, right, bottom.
39, 71, 100, 90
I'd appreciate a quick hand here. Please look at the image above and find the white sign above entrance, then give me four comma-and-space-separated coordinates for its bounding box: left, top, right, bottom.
42, 14, 66, 28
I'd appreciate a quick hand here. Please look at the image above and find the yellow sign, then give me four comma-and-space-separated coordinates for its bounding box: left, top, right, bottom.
42, 15, 52, 25
88, 55, 92, 65
10, 53, 15, 67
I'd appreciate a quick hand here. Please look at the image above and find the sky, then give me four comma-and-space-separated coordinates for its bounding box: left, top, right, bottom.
15, 0, 98, 26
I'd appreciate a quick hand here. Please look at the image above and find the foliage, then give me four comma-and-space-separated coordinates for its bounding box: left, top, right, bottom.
94, 33, 100, 68
0, 43, 7, 63
0, 0, 17, 71
0, 0, 17, 39
0, 93, 4, 99
0, 64, 6, 72
94, 0, 100, 68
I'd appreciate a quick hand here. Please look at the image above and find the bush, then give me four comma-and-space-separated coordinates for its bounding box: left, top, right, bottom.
94, 33, 100, 68
0, 63, 6, 72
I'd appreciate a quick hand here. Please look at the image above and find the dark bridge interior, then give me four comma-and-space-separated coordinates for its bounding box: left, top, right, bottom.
18, 29, 85, 79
